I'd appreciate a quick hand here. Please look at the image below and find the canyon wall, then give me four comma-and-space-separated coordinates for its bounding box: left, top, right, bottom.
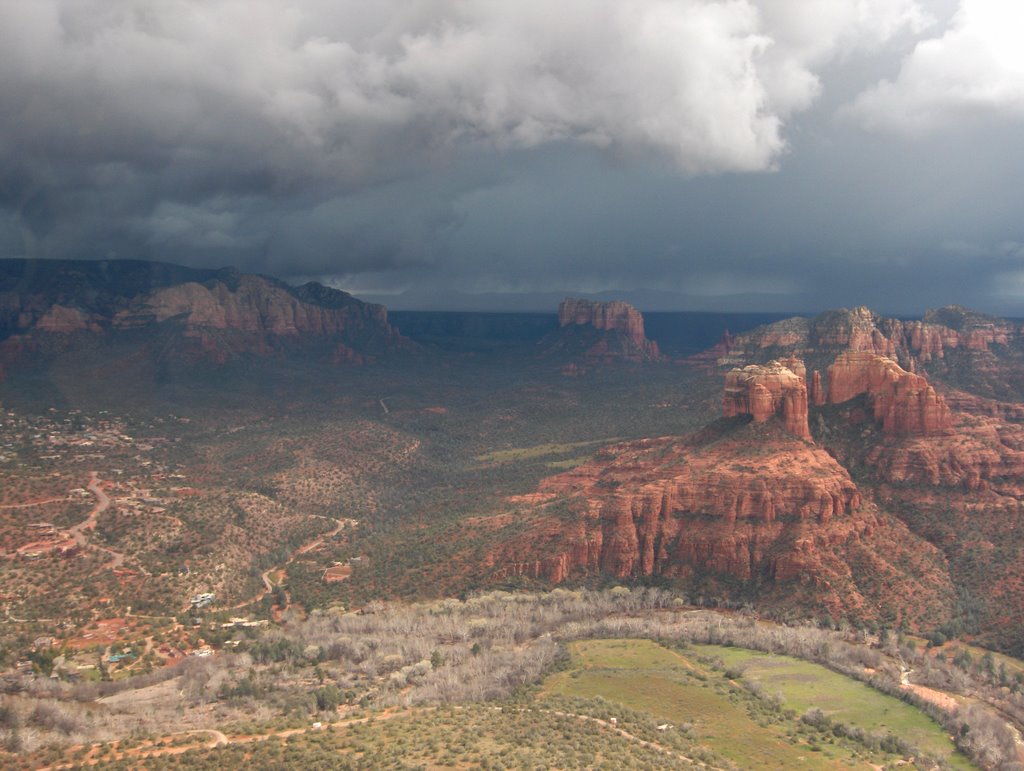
827, 351, 952, 436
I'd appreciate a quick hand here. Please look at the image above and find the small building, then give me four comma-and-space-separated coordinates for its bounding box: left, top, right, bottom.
322, 564, 352, 583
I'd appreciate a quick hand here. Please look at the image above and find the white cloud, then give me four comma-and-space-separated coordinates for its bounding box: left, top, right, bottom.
0, 0, 931, 182
847, 0, 1024, 133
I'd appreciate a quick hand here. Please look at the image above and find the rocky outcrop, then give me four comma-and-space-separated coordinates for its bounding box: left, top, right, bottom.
723, 359, 811, 440
500, 430, 861, 582
827, 351, 952, 436
810, 370, 825, 406
811, 307, 899, 356
558, 298, 646, 338
544, 298, 661, 361
698, 305, 1022, 378
489, 424, 954, 625
34, 305, 105, 334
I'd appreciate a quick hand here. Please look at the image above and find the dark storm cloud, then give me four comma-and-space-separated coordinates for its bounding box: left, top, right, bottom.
1, 1, 1023, 312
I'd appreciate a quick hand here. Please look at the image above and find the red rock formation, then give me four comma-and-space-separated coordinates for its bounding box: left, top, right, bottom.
552, 298, 661, 361
943, 390, 1024, 421
902, 321, 962, 361
827, 351, 952, 436
34, 305, 105, 334
810, 370, 825, 406
0, 268, 406, 369
487, 426, 954, 625
559, 298, 645, 340
112, 276, 394, 339
723, 359, 811, 441
863, 410, 1024, 491
502, 431, 860, 581
693, 305, 1022, 378
812, 306, 899, 356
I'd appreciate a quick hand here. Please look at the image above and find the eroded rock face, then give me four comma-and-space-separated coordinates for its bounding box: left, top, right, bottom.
489, 425, 953, 625
723, 359, 811, 441
811, 306, 899, 356
703, 305, 1021, 372
559, 298, 645, 338
810, 370, 825, 406
865, 410, 1024, 490
827, 351, 952, 436
0, 260, 405, 367
501, 430, 859, 581
549, 298, 661, 361
112, 276, 391, 338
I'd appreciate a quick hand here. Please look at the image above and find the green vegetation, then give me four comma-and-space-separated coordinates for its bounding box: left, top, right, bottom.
6, 588, 1019, 768
695, 643, 974, 769
83, 704, 706, 770
542, 638, 973, 770
476, 439, 615, 465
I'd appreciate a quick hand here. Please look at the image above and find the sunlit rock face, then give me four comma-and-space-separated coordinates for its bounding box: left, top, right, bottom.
723, 358, 811, 441
827, 351, 951, 437
554, 298, 662, 361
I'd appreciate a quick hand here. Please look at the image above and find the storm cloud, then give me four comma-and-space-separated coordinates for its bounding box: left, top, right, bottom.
2, 1, 1023, 313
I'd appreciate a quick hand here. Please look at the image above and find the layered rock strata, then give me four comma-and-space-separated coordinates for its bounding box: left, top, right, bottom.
546, 298, 662, 361
500, 431, 861, 584
490, 425, 954, 626
827, 351, 952, 436
723, 359, 811, 441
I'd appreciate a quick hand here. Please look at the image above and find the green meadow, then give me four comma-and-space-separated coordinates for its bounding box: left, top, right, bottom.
542, 638, 975, 770
696, 643, 974, 770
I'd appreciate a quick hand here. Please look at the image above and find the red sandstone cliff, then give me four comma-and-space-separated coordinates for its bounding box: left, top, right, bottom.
489, 423, 954, 625
723, 359, 811, 440
810, 370, 825, 406
827, 351, 952, 436
558, 298, 648, 341
828, 388, 1024, 652
550, 298, 661, 361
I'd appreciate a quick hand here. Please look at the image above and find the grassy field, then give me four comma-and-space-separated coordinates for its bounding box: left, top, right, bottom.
475, 439, 616, 465
695, 643, 974, 770
542, 638, 975, 770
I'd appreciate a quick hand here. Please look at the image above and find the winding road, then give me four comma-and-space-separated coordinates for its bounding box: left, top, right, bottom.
68, 472, 109, 547
225, 516, 354, 612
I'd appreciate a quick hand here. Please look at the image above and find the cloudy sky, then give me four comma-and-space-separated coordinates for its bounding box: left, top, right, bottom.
2, 0, 1024, 313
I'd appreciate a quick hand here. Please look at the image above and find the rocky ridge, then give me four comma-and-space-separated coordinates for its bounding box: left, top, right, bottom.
0, 259, 406, 375
694, 301, 1024, 403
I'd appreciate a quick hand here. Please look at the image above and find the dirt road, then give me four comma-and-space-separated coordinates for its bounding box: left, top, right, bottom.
68, 472, 110, 547
225, 516, 355, 612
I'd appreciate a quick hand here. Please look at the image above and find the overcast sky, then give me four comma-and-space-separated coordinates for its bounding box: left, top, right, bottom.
3, 0, 1024, 314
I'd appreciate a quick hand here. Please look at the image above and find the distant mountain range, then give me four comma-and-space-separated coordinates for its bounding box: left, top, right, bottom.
0, 258, 408, 381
